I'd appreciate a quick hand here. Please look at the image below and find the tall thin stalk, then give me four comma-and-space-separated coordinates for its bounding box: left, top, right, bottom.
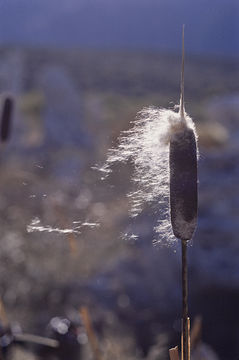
180, 25, 185, 119
181, 240, 189, 360
169, 26, 198, 360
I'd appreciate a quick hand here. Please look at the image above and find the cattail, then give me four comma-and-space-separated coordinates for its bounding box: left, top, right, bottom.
169, 26, 198, 360
0, 95, 14, 142
99, 27, 198, 359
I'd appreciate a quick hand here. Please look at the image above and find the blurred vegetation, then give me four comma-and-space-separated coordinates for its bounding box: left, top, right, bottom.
0, 47, 237, 359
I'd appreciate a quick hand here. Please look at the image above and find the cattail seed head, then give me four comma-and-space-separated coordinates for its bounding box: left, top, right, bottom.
169, 123, 198, 241
1, 95, 14, 142
98, 26, 198, 244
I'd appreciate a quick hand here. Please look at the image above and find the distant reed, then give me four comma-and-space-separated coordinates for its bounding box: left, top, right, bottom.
0, 95, 14, 142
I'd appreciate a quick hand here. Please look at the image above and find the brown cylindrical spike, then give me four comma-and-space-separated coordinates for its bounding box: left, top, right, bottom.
169, 127, 198, 240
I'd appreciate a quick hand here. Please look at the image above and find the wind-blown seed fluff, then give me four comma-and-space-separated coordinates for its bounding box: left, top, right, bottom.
99, 106, 197, 244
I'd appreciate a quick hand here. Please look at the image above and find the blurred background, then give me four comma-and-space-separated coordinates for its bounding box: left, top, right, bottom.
0, 0, 238, 359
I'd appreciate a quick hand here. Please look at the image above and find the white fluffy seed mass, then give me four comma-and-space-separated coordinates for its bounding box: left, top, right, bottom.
100, 107, 197, 244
